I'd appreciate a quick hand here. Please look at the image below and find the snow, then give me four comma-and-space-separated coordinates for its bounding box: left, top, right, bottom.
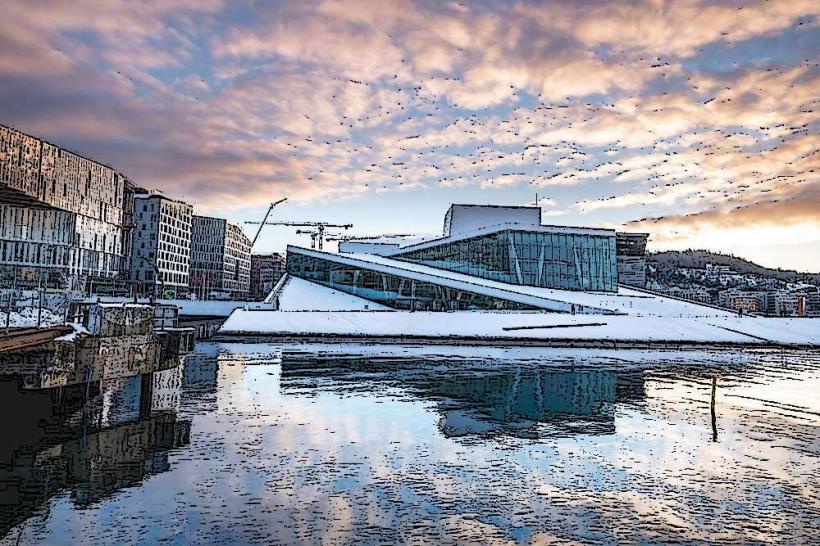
276, 277, 392, 311
0, 307, 65, 328
53, 323, 90, 342
87, 296, 270, 317
219, 310, 820, 346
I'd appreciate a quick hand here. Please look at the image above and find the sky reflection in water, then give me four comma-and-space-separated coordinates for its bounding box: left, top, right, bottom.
3, 344, 819, 544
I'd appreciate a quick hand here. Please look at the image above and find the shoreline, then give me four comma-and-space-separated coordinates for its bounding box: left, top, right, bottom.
211, 332, 820, 351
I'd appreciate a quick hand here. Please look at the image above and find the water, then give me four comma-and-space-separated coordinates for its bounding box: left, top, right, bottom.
2, 343, 819, 544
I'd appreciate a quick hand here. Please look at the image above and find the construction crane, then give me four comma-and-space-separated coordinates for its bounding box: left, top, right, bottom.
244, 220, 353, 250
251, 197, 288, 248
324, 233, 418, 242
295, 229, 320, 249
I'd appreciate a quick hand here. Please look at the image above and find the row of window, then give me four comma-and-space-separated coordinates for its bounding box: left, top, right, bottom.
287, 252, 539, 311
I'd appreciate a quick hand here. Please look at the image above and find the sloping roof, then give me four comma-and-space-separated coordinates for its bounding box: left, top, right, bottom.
288, 245, 734, 318
288, 245, 611, 314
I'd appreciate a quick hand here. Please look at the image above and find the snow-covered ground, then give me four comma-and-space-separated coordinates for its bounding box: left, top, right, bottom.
217, 273, 818, 347
219, 309, 819, 346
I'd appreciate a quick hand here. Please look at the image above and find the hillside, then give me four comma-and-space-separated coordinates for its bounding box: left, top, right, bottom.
647, 250, 820, 286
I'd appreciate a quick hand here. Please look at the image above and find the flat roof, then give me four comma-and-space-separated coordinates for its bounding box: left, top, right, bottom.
386, 222, 616, 256
134, 193, 191, 206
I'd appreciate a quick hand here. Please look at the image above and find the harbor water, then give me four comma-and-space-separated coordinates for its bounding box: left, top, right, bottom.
2, 343, 819, 544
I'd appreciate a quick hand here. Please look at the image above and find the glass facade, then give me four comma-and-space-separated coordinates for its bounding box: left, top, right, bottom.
287, 252, 540, 311
393, 229, 618, 292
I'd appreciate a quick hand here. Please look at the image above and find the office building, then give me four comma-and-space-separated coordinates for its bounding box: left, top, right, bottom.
189, 215, 251, 299
250, 253, 285, 300
0, 124, 134, 290
131, 193, 192, 297
615, 232, 648, 287
805, 292, 820, 318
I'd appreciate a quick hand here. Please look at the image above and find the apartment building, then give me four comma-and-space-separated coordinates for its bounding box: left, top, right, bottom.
762, 291, 805, 317
131, 194, 192, 297
718, 289, 760, 314
189, 215, 251, 299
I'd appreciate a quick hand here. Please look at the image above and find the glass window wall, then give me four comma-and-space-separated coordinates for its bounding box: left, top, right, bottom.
393, 229, 617, 292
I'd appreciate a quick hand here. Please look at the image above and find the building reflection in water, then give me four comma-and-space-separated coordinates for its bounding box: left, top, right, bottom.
279, 355, 647, 440
432, 369, 620, 438
0, 366, 191, 537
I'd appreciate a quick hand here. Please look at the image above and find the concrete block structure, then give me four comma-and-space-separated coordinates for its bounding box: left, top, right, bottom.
250, 253, 285, 300
131, 194, 192, 297
0, 124, 135, 290
189, 215, 251, 299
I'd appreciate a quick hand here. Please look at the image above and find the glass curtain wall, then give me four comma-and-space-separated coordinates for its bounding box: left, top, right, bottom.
393, 229, 617, 292
287, 252, 540, 311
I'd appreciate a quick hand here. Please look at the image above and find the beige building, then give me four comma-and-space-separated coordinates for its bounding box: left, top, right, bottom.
189, 215, 251, 299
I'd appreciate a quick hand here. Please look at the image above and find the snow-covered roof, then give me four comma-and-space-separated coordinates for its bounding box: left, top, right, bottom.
277, 276, 392, 311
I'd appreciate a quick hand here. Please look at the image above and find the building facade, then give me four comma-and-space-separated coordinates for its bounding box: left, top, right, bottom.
189, 215, 251, 299
131, 194, 192, 297
250, 253, 285, 300
392, 228, 619, 292
0, 124, 134, 290
805, 292, 820, 318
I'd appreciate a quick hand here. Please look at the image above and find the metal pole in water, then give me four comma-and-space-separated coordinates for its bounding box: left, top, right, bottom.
710, 376, 718, 442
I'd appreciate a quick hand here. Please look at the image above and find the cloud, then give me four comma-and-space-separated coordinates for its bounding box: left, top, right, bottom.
627, 181, 820, 233
0, 0, 817, 271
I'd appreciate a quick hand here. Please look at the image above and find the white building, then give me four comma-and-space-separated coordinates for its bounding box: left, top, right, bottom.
131, 194, 192, 297
189, 215, 251, 299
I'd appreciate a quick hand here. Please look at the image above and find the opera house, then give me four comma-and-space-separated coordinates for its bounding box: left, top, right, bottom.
219, 205, 819, 347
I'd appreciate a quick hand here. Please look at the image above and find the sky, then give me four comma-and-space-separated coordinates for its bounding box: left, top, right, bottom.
0, 0, 818, 271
